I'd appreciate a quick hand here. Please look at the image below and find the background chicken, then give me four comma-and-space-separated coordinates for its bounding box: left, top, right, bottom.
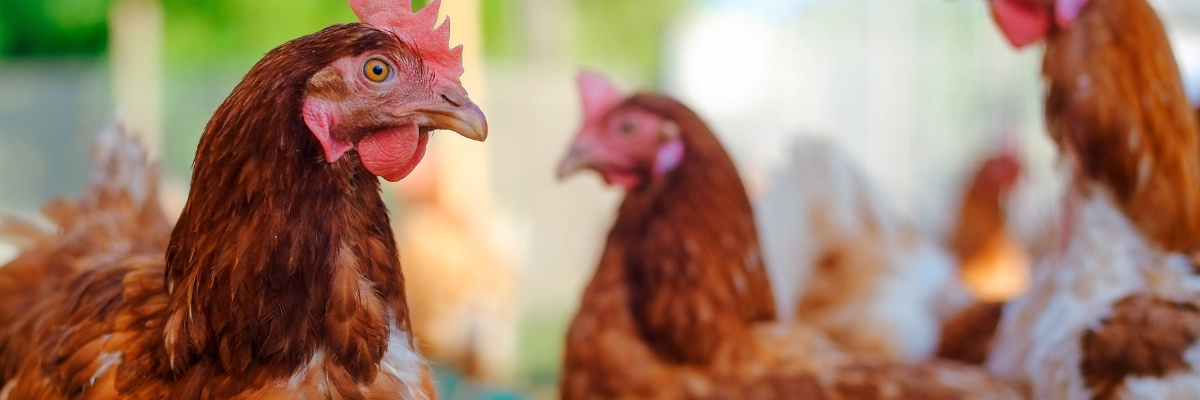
757, 128, 1032, 364
755, 138, 970, 363
984, 0, 1200, 398
0, 0, 488, 398
935, 147, 1030, 364
555, 71, 1020, 400
394, 154, 518, 383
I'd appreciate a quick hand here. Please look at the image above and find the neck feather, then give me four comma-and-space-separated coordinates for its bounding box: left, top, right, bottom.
1044, 0, 1200, 251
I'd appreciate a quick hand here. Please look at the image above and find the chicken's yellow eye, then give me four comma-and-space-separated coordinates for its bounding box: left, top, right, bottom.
364, 59, 390, 82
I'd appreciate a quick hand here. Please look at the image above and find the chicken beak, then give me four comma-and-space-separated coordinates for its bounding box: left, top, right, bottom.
557, 142, 598, 180
419, 99, 488, 142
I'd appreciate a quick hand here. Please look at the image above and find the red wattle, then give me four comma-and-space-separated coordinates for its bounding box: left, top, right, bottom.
358, 123, 429, 182
602, 171, 643, 190
991, 0, 1051, 48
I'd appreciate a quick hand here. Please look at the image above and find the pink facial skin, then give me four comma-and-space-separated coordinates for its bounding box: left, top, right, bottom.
302, 48, 484, 182
990, 0, 1092, 48
302, 53, 438, 182
301, 0, 486, 183
559, 71, 687, 190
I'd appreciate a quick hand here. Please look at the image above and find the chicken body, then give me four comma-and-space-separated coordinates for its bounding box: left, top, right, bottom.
985, 0, 1200, 398
396, 173, 517, 381
935, 151, 1029, 364
0, 1, 489, 397
557, 75, 1021, 399
756, 139, 971, 363
757, 141, 1027, 365
0, 122, 171, 335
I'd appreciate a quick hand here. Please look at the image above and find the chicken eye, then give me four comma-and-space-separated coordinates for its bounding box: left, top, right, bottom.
363, 59, 390, 83
620, 120, 636, 136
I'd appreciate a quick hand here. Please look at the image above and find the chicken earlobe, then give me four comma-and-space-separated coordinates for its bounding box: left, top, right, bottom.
651, 139, 685, 180
303, 98, 353, 163
1055, 0, 1091, 27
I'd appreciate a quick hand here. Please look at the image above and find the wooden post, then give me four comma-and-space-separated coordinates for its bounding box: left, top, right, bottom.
108, 0, 164, 159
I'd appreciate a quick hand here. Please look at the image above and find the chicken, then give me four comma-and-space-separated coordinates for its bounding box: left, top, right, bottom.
983, 0, 1200, 398
0, 0, 488, 398
947, 151, 1026, 302
555, 71, 1021, 400
759, 139, 1029, 365
756, 139, 971, 364
393, 157, 517, 382
936, 150, 1029, 364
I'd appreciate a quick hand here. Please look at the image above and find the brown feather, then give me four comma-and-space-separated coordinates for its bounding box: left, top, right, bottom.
1079, 294, 1200, 400
936, 302, 1004, 365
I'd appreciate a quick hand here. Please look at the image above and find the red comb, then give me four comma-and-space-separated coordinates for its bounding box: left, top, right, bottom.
349, 0, 465, 83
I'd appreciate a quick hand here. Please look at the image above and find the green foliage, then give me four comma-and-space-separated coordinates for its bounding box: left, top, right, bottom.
159, 0, 356, 67
0, 11, 11, 56
0, 0, 688, 81
480, 0, 522, 59
0, 0, 111, 56
573, 0, 690, 82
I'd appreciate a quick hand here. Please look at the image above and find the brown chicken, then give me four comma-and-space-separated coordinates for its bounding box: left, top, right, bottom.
984, 0, 1200, 398
555, 71, 1020, 400
0, 0, 488, 398
936, 150, 1028, 364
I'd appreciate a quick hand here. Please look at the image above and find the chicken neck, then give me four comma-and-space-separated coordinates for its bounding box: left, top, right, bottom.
1043, 0, 1200, 251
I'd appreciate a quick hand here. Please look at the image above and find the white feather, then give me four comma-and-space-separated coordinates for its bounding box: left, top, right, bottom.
989, 186, 1200, 399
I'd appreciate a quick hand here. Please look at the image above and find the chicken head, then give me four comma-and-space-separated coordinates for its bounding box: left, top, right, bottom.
557, 71, 685, 190
303, 0, 487, 182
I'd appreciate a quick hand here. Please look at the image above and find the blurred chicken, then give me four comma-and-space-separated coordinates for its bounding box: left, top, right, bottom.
984, 0, 1200, 398
556, 71, 1020, 400
0, 0, 489, 397
756, 139, 974, 363
947, 150, 1027, 302
394, 155, 517, 383
935, 149, 1030, 364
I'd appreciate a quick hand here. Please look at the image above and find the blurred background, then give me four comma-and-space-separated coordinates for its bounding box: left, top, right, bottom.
0, 0, 1197, 398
